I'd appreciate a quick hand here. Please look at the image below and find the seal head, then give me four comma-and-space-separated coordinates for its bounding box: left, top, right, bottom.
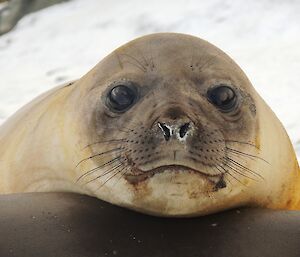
74, 33, 300, 216
0, 33, 299, 216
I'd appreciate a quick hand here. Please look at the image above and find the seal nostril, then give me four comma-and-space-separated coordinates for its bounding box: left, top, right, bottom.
179, 122, 190, 138
158, 122, 171, 141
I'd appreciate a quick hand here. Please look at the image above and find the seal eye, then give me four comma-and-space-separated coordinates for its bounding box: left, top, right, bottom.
107, 85, 137, 112
207, 85, 237, 111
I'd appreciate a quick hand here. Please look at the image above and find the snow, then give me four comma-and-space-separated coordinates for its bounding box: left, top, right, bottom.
0, 0, 299, 157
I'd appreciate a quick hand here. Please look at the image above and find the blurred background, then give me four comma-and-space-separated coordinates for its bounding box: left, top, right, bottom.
0, 0, 299, 158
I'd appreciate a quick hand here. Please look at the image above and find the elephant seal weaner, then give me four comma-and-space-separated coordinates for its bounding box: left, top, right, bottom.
0, 33, 299, 216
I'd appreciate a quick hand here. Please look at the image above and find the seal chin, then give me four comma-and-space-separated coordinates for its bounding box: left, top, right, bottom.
124, 164, 223, 185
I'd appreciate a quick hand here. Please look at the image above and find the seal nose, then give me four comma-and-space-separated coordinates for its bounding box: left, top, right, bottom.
158, 122, 191, 141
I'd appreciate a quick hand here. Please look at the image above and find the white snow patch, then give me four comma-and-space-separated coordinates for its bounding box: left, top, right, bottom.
0, 0, 299, 158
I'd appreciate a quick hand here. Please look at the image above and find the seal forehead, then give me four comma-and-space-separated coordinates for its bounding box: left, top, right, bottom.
118, 33, 218, 58
114, 33, 233, 73
88, 33, 251, 93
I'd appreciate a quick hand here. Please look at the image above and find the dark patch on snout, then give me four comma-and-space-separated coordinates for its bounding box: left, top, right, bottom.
162, 106, 186, 120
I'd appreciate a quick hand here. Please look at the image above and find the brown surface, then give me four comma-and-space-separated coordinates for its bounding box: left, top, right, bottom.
0, 192, 300, 257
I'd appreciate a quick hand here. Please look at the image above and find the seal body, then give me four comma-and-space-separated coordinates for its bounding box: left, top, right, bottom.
0, 33, 299, 216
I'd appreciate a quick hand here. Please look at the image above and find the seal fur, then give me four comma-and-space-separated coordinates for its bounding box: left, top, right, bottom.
0, 33, 299, 216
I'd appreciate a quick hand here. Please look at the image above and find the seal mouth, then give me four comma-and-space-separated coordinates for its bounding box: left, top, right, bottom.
124, 164, 222, 184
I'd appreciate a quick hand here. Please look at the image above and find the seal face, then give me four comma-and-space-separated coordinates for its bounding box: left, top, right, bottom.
100, 81, 242, 186
0, 33, 299, 217
75, 33, 269, 216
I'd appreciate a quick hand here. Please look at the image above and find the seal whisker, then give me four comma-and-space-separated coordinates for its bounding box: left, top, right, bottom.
119, 53, 147, 72
135, 48, 150, 67
148, 43, 155, 69
76, 156, 123, 182
214, 164, 239, 186
225, 159, 262, 180
113, 121, 143, 134
224, 172, 241, 187
104, 126, 131, 134
226, 151, 257, 164
225, 170, 249, 187
198, 52, 222, 72
76, 147, 125, 168
83, 162, 124, 185
124, 60, 147, 73
222, 173, 234, 187
82, 139, 127, 150
216, 164, 248, 187
117, 127, 133, 133
226, 147, 269, 164
210, 166, 227, 191
225, 140, 259, 149
213, 150, 263, 180
96, 165, 129, 190
222, 162, 259, 182
213, 164, 225, 175
224, 156, 265, 180
124, 119, 144, 129
226, 150, 260, 163
111, 166, 131, 188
